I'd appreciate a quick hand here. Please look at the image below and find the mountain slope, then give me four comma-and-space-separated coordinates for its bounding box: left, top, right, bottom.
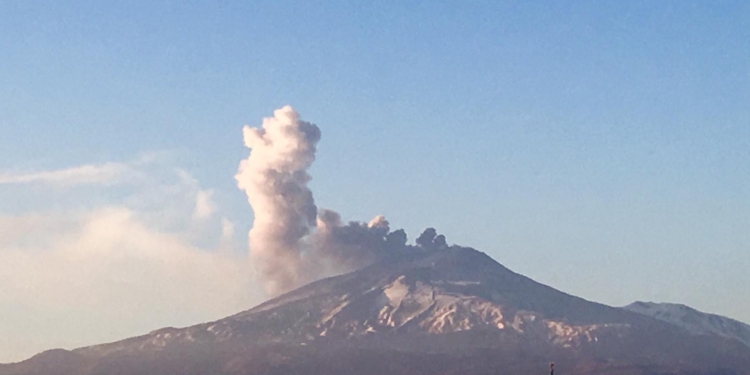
79, 247, 646, 354
3, 247, 750, 375
624, 301, 750, 348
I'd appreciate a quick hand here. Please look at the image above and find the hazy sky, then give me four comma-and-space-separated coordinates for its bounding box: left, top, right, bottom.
1, 0, 749, 363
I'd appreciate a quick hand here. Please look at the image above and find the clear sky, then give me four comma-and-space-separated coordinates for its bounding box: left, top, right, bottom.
1, 0, 749, 363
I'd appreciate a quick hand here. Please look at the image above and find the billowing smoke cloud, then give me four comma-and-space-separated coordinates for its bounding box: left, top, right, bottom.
236, 106, 412, 296
235, 106, 321, 295
312, 210, 408, 274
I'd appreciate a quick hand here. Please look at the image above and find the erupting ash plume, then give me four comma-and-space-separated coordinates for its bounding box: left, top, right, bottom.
312, 209, 408, 274
236, 106, 411, 296
235, 106, 320, 295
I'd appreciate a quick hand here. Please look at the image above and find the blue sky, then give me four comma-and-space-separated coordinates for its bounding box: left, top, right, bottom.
1, 0, 749, 362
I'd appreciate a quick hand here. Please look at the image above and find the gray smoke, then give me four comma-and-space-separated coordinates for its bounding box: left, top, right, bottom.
236, 106, 410, 296
312, 210, 408, 275
415, 227, 448, 250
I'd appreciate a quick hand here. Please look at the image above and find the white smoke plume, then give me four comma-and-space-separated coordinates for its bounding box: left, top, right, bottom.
235, 106, 321, 295
236, 106, 413, 296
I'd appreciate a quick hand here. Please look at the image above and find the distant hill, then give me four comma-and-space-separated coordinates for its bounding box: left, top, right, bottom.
624, 301, 750, 348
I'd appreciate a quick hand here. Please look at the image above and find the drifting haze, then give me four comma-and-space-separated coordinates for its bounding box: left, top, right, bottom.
0, 155, 258, 363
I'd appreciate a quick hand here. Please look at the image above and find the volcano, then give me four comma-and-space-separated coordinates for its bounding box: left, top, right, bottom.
3, 246, 749, 375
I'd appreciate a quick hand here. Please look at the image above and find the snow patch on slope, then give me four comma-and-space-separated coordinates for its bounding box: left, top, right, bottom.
382, 276, 411, 307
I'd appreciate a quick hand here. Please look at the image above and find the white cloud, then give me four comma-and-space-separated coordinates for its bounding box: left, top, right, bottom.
0, 208, 259, 362
193, 189, 217, 219
221, 217, 235, 240
0, 208, 255, 309
0, 162, 140, 187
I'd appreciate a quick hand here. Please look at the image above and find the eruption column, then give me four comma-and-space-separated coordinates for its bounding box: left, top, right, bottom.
235, 106, 321, 295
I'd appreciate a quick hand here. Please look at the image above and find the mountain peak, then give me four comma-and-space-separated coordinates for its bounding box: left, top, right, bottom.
222, 245, 635, 341
5, 247, 750, 375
